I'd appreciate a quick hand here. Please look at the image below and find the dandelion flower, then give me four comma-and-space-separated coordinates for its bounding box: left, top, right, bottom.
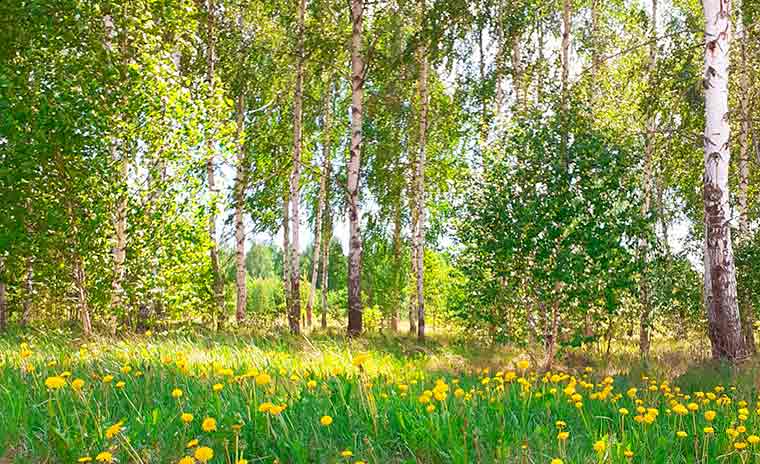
676, 431, 687, 438
78, 457, 93, 463
95, 452, 113, 463
172, 388, 183, 399
72, 378, 86, 391
213, 383, 223, 393
181, 413, 194, 424
704, 410, 716, 421
178, 457, 194, 464
735, 442, 748, 451
341, 450, 353, 458
551, 459, 563, 464
255, 373, 271, 386
748, 435, 760, 445
105, 421, 123, 439
593, 440, 606, 454
320, 415, 333, 426
195, 446, 214, 463
187, 439, 199, 448
202, 417, 217, 432
45, 376, 66, 390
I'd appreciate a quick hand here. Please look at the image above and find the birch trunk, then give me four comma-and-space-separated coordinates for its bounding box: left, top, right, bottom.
283, 191, 291, 315
235, 91, 247, 324
21, 258, 32, 326
415, 0, 428, 340
103, 14, 128, 317
206, 0, 224, 329
347, 0, 365, 336
737, 18, 755, 354
408, 239, 418, 335
702, 0, 745, 361
590, 0, 600, 105
560, 0, 572, 168
321, 214, 332, 329
639, 0, 657, 358
75, 254, 92, 336
0, 257, 6, 331
307, 81, 333, 328
288, 0, 306, 335
511, 34, 523, 110
391, 200, 402, 331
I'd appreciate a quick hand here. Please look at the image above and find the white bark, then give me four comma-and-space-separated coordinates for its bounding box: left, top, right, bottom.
347, 0, 364, 336
307, 81, 333, 327
206, 0, 224, 328
702, 0, 744, 360
639, 0, 658, 357
414, 0, 428, 340
288, 0, 306, 335
235, 91, 247, 324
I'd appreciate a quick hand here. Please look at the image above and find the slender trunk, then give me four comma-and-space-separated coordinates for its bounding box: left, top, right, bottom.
511, 34, 523, 110
408, 240, 418, 335
536, 20, 545, 105
206, 0, 224, 329
320, 214, 332, 330
347, 0, 365, 336
415, 1, 428, 340
21, 258, 32, 326
543, 297, 560, 370
639, 0, 657, 358
737, 20, 755, 355
391, 199, 402, 331
477, 20, 488, 153
307, 80, 333, 328
235, 92, 247, 324
0, 257, 6, 331
590, 0, 600, 106
702, 0, 744, 361
288, 0, 306, 335
75, 254, 92, 336
283, 191, 291, 313
559, 0, 572, 169
103, 14, 128, 317
494, 2, 505, 117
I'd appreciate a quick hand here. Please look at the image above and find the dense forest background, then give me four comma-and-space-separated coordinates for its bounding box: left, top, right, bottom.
1, 0, 759, 364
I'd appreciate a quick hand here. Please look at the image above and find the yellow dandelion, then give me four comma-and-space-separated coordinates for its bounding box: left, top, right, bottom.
320, 415, 333, 426
95, 452, 113, 463
72, 378, 86, 391
255, 373, 271, 386
181, 413, 194, 424
195, 446, 214, 463
202, 417, 217, 432
45, 376, 66, 390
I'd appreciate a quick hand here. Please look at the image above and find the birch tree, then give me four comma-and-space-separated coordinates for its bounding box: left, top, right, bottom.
414, 0, 429, 340
347, 0, 365, 336
206, 0, 225, 329
307, 79, 333, 327
288, 0, 307, 335
702, 0, 745, 361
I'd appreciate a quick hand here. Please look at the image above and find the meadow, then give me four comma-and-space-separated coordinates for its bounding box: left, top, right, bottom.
0, 329, 758, 464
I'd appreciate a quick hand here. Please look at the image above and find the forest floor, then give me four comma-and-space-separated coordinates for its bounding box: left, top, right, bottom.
1, 328, 759, 463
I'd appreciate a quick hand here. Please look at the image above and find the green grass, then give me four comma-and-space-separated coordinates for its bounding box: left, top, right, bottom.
0, 328, 759, 463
